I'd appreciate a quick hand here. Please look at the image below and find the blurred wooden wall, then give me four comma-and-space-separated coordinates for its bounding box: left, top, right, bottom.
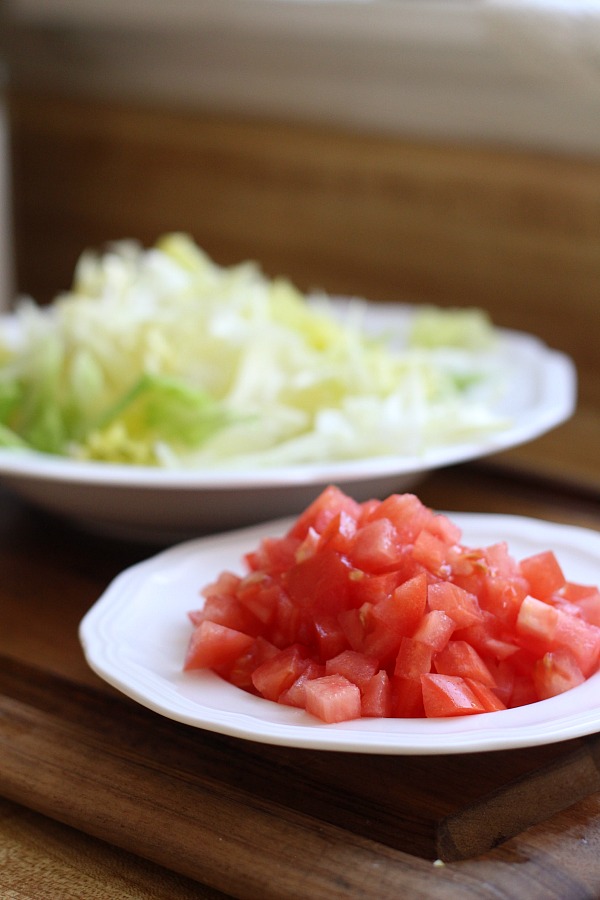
7, 89, 600, 484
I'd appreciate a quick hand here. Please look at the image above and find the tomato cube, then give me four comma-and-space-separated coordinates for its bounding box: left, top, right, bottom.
391, 676, 425, 718
278, 660, 326, 707
184, 621, 254, 671
285, 548, 352, 616
520, 551, 566, 600
412, 529, 451, 577
412, 609, 455, 652
366, 492, 433, 542
287, 485, 361, 540
433, 640, 496, 687
516, 595, 559, 646
363, 573, 428, 663
325, 649, 379, 691
394, 637, 433, 680
361, 670, 392, 718
533, 649, 585, 700
463, 678, 507, 712
350, 518, 400, 573
427, 582, 483, 628
227, 637, 280, 690
251, 644, 309, 701
421, 674, 486, 717
304, 674, 362, 723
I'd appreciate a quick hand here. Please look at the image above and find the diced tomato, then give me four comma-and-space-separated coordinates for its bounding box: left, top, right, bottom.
421, 674, 486, 717
337, 606, 368, 653
520, 550, 566, 600
251, 644, 309, 701
244, 534, 301, 575
394, 637, 433, 680
508, 675, 538, 708
366, 493, 433, 542
350, 518, 400, 573
316, 510, 358, 556
347, 569, 404, 608
412, 529, 451, 577
363, 573, 428, 663
236, 572, 279, 625
453, 612, 519, 662
304, 674, 362, 723
361, 670, 392, 717
278, 660, 326, 707
533, 649, 585, 700
552, 610, 600, 677
560, 583, 600, 627
312, 612, 349, 660
226, 637, 280, 690
427, 582, 483, 628
411, 609, 455, 652
198, 593, 262, 637
287, 485, 361, 540
183, 486, 600, 723
463, 678, 507, 712
391, 676, 425, 718
201, 570, 242, 600
433, 640, 496, 687
184, 621, 254, 671
325, 649, 379, 691
485, 658, 516, 706
516, 595, 558, 646
426, 513, 462, 546
284, 547, 352, 616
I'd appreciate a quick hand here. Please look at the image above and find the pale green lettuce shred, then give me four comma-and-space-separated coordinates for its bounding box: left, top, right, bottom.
0, 234, 506, 468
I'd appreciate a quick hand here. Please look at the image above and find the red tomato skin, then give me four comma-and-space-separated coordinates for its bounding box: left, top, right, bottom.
184, 621, 255, 671
421, 674, 486, 717
304, 674, 362, 723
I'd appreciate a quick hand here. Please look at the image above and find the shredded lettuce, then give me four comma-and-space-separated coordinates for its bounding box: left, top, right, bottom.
0, 234, 507, 468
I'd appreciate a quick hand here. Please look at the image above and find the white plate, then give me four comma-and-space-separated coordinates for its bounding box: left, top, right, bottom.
79, 512, 600, 755
0, 304, 576, 542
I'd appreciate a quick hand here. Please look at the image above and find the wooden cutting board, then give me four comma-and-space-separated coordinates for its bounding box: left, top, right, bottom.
2, 652, 600, 867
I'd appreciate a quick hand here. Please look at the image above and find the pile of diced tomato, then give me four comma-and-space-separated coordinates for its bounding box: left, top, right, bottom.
183, 486, 600, 723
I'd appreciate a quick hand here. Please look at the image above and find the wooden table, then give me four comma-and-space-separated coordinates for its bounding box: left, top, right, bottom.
2, 441, 600, 899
